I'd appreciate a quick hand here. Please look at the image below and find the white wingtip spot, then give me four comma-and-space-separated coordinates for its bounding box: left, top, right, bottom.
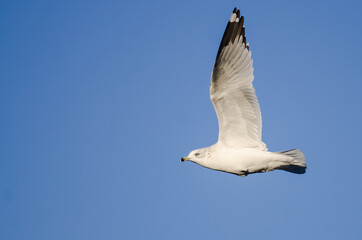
229, 13, 237, 22
236, 18, 240, 22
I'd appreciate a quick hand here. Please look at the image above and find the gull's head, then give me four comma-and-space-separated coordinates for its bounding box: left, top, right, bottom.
181, 148, 207, 164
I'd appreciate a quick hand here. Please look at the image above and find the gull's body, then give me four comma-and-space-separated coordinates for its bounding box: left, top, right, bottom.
181, 8, 306, 176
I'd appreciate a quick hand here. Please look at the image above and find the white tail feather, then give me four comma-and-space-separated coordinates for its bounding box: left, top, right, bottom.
278, 149, 306, 174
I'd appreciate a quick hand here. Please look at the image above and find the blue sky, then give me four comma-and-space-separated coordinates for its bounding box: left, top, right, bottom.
1, 0, 362, 239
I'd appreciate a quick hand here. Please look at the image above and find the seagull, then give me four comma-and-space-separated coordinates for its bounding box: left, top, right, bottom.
181, 8, 306, 177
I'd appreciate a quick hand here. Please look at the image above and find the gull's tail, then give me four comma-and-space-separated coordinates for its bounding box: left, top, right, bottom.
277, 149, 306, 174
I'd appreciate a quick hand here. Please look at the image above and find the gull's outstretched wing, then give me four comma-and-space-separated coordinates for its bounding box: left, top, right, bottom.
211, 8, 267, 150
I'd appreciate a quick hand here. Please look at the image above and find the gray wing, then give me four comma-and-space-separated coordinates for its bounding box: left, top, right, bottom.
210, 8, 267, 150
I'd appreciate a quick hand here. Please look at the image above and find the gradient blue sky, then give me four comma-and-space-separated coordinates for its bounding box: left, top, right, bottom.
1, 0, 362, 239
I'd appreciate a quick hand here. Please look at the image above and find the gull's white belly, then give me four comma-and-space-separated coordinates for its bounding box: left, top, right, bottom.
208, 147, 283, 175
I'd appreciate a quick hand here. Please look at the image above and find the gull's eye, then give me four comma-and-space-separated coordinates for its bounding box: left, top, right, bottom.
195, 153, 201, 157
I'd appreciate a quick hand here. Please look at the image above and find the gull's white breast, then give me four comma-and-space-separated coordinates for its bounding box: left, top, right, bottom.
206, 144, 284, 175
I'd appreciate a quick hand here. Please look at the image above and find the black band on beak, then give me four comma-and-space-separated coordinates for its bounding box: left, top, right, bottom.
180, 157, 185, 162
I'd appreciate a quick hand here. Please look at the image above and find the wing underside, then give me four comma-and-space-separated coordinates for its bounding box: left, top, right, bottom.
211, 8, 266, 150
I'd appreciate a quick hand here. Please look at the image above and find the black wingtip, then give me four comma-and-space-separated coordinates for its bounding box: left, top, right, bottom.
241, 26, 245, 38
215, 8, 250, 61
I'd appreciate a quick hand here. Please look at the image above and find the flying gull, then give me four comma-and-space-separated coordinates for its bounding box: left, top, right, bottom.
181, 8, 306, 176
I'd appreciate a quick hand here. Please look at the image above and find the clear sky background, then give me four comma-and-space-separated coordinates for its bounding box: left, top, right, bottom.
1, 0, 362, 239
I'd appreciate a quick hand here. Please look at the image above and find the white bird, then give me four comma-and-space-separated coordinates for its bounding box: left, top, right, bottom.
181, 8, 306, 176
